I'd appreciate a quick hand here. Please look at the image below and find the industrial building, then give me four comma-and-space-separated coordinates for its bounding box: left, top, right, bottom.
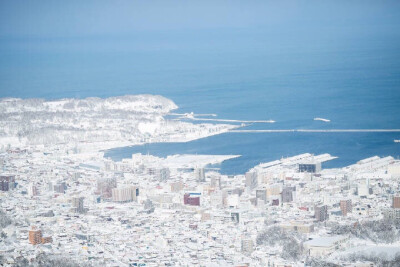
298, 162, 321, 173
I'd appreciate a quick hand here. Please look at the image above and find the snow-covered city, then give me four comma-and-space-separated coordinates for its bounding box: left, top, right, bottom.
1, 95, 400, 266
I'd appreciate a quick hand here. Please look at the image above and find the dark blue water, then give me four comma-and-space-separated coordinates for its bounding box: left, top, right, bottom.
105, 132, 400, 174
1, 15, 400, 174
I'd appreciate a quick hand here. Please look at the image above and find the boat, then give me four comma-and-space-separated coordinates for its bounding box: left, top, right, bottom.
184, 112, 194, 119
314, 117, 330, 122
394, 140, 400, 143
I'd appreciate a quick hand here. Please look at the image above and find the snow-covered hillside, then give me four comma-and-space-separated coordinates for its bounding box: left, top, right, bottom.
0, 95, 235, 150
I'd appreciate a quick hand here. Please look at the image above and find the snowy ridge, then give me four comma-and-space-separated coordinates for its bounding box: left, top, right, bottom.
0, 94, 178, 114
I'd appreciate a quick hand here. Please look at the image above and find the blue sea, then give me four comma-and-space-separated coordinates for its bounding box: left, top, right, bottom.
1, 27, 400, 174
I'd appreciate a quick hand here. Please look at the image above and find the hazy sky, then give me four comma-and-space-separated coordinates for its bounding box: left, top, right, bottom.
1, 0, 400, 38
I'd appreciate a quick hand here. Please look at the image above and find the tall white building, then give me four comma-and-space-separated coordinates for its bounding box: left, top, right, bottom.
241, 238, 254, 255
71, 197, 85, 213
210, 175, 221, 189
28, 183, 38, 197
245, 171, 258, 190
194, 167, 205, 182
112, 186, 138, 202
358, 178, 370, 197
